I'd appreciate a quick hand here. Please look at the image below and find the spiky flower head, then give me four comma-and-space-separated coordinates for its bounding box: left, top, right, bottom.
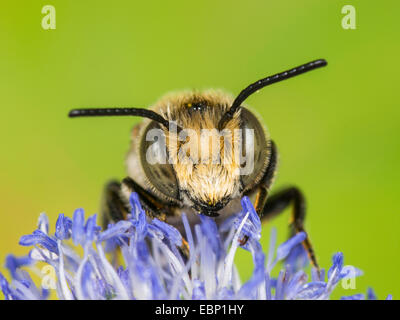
0, 194, 390, 300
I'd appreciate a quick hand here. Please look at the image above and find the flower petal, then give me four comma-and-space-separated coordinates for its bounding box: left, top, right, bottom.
276, 232, 306, 261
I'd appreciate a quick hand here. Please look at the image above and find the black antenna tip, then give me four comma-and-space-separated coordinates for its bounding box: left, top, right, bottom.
68, 108, 102, 117
314, 59, 328, 67
68, 109, 81, 117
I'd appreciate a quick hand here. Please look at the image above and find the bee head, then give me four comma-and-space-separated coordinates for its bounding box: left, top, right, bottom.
158, 91, 243, 216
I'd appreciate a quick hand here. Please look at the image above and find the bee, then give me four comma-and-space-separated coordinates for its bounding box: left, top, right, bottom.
69, 59, 327, 269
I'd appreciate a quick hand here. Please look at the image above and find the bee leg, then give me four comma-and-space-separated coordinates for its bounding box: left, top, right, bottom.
101, 177, 169, 228
240, 140, 278, 246
102, 178, 189, 264
121, 177, 172, 220
253, 140, 278, 214
260, 187, 320, 272
179, 238, 190, 262
248, 140, 319, 271
121, 177, 190, 260
101, 180, 130, 230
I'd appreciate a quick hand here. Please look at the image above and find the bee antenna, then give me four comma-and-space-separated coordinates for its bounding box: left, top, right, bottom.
218, 59, 327, 129
68, 107, 182, 132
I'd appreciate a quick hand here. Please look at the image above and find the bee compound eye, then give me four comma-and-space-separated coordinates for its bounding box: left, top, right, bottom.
139, 121, 180, 203
239, 108, 270, 191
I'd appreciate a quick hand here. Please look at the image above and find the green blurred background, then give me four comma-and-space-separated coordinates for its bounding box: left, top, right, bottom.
0, 0, 399, 299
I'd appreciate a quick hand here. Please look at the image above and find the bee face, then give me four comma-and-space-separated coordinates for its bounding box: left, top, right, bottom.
163, 92, 241, 213
135, 91, 270, 216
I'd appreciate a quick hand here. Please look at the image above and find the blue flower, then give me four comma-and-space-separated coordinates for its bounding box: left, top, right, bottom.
0, 193, 391, 300
55, 214, 72, 240
5, 255, 32, 280
19, 230, 58, 254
